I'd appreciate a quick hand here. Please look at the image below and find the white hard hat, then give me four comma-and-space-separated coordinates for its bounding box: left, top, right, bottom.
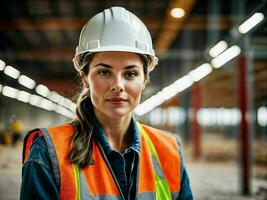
73, 6, 158, 72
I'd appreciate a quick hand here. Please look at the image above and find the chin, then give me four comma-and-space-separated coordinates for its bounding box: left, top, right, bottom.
105, 108, 133, 119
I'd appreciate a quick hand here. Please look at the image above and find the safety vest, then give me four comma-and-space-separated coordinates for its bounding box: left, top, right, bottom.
23, 123, 181, 200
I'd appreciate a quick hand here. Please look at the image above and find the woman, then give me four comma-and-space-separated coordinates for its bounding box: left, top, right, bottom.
20, 7, 193, 200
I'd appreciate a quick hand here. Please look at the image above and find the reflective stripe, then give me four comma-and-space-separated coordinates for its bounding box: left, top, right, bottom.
151, 156, 165, 179
41, 128, 61, 188
138, 191, 179, 200
171, 192, 179, 199
138, 192, 156, 199
79, 171, 121, 200
174, 135, 184, 188
80, 171, 91, 199
73, 165, 81, 200
138, 123, 172, 200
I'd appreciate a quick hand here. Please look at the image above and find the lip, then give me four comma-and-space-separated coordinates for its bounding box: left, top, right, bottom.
106, 97, 128, 105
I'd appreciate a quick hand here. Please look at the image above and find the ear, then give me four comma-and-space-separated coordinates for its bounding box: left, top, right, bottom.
80, 71, 89, 88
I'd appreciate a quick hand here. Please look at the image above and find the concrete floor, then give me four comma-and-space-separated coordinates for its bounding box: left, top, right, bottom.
0, 144, 267, 200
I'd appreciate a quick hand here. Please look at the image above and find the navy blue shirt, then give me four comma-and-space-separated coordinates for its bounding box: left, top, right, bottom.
20, 118, 193, 199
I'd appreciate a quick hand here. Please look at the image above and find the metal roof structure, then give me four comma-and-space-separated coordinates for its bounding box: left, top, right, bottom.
0, 0, 266, 109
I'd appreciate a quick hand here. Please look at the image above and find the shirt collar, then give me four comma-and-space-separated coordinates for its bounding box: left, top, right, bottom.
93, 117, 141, 156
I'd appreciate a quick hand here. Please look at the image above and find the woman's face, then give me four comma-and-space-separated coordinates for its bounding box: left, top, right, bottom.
81, 52, 146, 120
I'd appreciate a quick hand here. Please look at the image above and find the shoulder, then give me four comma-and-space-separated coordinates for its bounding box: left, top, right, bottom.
22, 129, 51, 170
23, 124, 74, 163
140, 123, 181, 146
140, 123, 183, 154
47, 124, 75, 135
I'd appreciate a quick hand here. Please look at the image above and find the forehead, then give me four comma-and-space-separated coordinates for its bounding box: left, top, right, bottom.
91, 51, 143, 67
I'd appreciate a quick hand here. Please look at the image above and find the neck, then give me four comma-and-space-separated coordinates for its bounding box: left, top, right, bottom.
94, 111, 132, 153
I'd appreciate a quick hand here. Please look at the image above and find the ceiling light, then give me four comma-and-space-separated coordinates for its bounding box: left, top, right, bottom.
39, 99, 55, 111
18, 75, 36, 89
238, 12, 264, 34
170, 8, 185, 18
172, 75, 193, 93
29, 94, 42, 106
48, 91, 61, 103
211, 45, 241, 68
189, 63, 212, 82
54, 105, 75, 118
68, 102, 77, 112
135, 97, 160, 116
209, 41, 228, 57
2, 86, 18, 99
258, 106, 267, 127
135, 75, 193, 116
35, 84, 50, 97
0, 60, 5, 71
4, 65, 20, 79
17, 91, 31, 103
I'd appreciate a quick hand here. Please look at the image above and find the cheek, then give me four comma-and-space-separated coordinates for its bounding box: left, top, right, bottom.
128, 82, 144, 98
88, 76, 107, 94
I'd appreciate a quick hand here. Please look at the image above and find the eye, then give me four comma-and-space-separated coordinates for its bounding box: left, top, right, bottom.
98, 69, 111, 76
125, 71, 138, 79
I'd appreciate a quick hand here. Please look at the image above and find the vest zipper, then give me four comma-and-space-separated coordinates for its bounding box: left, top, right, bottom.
96, 140, 126, 200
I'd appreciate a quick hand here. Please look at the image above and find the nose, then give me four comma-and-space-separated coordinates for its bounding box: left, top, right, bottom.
111, 76, 124, 92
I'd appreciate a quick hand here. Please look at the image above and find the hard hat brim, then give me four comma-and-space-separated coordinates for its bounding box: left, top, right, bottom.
73, 46, 158, 72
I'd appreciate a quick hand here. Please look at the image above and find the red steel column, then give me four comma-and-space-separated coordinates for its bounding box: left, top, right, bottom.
191, 83, 202, 159
238, 56, 251, 195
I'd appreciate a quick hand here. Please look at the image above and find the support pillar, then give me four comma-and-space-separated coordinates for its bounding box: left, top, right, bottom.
238, 56, 251, 195
191, 83, 202, 159
182, 90, 190, 143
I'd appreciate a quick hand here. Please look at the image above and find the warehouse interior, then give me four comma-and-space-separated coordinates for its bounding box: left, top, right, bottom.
0, 0, 266, 199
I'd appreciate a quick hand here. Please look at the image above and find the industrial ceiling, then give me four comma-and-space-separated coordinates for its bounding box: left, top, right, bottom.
0, 0, 266, 110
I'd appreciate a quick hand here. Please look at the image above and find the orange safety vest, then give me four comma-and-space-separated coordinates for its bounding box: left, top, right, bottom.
23, 123, 181, 200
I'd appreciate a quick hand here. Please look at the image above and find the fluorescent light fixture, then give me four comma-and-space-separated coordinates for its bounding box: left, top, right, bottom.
211, 45, 241, 68
135, 75, 193, 116
48, 92, 73, 110
197, 108, 241, 126
2, 86, 18, 99
238, 12, 264, 34
29, 94, 42, 106
48, 91, 62, 103
54, 105, 75, 118
0, 60, 5, 71
258, 106, 267, 127
209, 41, 228, 57
189, 63, 212, 82
170, 8, 185, 18
35, 84, 50, 97
61, 99, 76, 111
69, 102, 77, 112
17, 91, 31, 103
39, 99, 55, 111
18, 75, 36, 89
4, 65, 20, 79
172, 75, 193, 92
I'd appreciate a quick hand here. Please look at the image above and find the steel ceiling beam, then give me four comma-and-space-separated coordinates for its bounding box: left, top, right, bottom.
154, 0, 197, 52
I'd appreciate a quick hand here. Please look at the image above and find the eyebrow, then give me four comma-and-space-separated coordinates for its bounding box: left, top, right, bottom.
93, 63, 142, 69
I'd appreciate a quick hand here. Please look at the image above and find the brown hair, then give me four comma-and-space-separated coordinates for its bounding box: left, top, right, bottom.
68, 52, 152, 168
